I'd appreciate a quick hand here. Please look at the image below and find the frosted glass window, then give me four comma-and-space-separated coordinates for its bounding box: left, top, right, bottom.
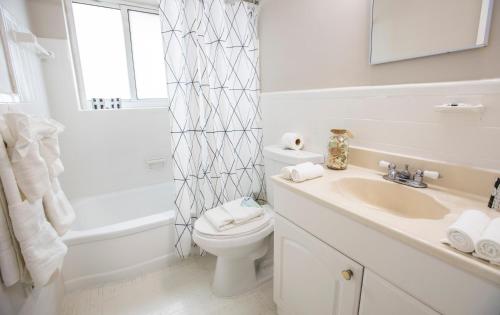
72, 3, 131, 99
129, 11, 167, 99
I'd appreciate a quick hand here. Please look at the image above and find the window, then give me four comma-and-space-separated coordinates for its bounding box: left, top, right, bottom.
66, 0, 167, 109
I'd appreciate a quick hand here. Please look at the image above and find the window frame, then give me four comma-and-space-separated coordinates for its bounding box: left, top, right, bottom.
63, 0, 167, 110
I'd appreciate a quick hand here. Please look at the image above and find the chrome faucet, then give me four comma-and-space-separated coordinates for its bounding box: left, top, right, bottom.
378, 160, 439, 188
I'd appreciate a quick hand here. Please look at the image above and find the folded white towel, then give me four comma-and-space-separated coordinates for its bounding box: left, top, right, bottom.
204, 207, 234, 231
222, 197, 263, 224
474, 218, 500, 264
0, 197, 20, 286
9, 200, 67, 287
33, 118, 65, 178
43, 178, 75, 236
445, 210, 490, 253
3, 113, 51, 202
280, 162, 313, 180
0, 132, 67, 287
291, 164, 324, 183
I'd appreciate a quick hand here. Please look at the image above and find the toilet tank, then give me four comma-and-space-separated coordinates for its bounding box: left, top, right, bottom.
263, 145, 324, 206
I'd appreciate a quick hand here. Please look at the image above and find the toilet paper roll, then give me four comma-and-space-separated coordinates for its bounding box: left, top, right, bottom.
281, 133, 304, 150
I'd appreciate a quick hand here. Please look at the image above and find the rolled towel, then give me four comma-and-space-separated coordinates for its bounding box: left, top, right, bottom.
204, 207, 234, 231
445, 210, 490, 253
475, 218, 500, 264
291, 164, 324, 183
280, 162, 313, 180
281, 132, 304, 150
222, 197, 263, 224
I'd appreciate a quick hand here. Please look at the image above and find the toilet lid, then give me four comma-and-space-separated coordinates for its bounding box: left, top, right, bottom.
194, 207, 274, 239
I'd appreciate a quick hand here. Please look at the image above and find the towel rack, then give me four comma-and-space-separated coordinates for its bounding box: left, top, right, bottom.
12, 31, 55, 60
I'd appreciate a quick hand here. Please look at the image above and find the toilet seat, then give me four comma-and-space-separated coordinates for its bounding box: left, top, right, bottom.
193, 207, 274, 249
194, 208, 273, 239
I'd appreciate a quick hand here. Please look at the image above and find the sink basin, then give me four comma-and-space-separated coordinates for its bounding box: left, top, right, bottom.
332, 177, 450, 219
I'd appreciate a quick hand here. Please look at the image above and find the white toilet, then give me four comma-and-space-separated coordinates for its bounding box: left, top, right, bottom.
193, 145, 324, 297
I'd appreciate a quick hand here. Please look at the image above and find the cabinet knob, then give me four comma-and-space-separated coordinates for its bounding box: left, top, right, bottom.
341, 269, 353, 281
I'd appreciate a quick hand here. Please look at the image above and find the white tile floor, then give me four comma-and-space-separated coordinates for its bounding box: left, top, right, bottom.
61, 255, 277, 315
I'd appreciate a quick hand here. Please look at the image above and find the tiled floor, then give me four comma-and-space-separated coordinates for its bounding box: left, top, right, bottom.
61, 255, 277, 315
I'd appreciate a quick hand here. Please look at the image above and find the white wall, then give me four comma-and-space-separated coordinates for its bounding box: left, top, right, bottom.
27, 0, 67, 39
0, 0, 51, 117
262, 79, 500, 172
259, 0, 500, 92
39, 38, 172, 199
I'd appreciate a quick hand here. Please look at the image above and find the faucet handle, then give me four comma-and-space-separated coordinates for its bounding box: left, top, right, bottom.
414, 169, 440, 184
423, 170, 440, 180
379, 160, 394, 169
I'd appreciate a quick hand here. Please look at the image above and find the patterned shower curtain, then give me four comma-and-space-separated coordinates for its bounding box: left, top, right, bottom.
160, 0, 265, 258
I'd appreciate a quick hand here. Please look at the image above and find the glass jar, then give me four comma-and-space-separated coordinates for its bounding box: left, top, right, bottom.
327, 129, 353, 170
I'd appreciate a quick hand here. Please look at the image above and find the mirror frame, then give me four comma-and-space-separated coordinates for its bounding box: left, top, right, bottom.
369, 0, 495, 65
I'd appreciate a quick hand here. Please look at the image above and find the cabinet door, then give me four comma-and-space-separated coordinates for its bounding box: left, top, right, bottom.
359, 270, 440, 315
274, 215, 363, 315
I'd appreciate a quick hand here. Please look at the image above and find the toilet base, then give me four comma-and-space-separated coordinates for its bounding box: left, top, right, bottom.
212, 256, 256, 297
212, 255, 273, 297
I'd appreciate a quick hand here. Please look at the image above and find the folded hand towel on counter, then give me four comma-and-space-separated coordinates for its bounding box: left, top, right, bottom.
291, 164, 324, 183
222, 197, 263, 224
205, 207, 234, 231
474, 218, 500, 264
444, 210, 490, 253
280, 162, 313, 180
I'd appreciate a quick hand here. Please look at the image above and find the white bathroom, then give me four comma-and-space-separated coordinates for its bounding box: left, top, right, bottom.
0, 0, 499, 314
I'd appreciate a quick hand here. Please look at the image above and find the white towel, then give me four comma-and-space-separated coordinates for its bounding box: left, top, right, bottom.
291, 164, 324, 183
8, 200, 67, 287
32, 118, 65, 178
0, 136, 24, 287
3, 113, 51, 202
43, 178, 75, 236
0, 132, 67, 287
204, 207, 234, 231
280, 162, 313, 180
445, 210, 490, 253
0, 193, 20, 287
222, 197, 263, 224
474, 218, 500, 264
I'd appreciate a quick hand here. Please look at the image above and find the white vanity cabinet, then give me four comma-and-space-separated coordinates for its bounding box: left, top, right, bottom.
274, 216, 363, 315
359, 270, 439, 315
272, 181, 500, 315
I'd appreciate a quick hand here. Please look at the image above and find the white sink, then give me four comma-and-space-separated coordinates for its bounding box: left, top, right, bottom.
332, 177, 450, 219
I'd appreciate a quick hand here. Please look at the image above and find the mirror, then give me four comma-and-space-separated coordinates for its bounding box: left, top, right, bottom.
369, 0, 494, 64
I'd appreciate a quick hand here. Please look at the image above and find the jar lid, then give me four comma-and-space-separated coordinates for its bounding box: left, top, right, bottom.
330, 129, 353, 138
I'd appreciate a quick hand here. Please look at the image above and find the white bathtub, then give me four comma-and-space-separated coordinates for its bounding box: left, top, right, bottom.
62, 182, 177, 292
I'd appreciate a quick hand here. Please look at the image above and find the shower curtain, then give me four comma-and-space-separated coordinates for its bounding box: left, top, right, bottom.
160, 0, 265, 258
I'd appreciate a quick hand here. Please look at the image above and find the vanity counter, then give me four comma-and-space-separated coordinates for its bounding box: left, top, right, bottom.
272, 165, 500, 285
